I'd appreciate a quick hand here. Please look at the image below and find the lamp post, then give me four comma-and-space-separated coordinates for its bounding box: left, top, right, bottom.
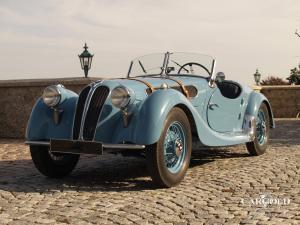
78, 43, 94, 78
253, 69, 261, 86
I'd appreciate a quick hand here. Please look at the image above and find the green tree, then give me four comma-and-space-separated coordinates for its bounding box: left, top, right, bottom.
287, 64, 300, 85
260, 76, 288, 85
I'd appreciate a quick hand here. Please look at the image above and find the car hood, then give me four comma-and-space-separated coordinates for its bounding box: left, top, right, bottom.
105, 76, 207, 98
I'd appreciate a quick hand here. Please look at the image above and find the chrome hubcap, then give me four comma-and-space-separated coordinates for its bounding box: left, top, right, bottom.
163, 121, 186, 174
256, 110, 267, 145
175, 139, 183, 157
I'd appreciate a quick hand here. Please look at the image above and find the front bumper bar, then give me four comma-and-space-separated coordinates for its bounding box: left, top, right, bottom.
25, 139, 145, 155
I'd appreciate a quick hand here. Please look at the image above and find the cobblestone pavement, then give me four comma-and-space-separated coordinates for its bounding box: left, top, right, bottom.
0, 120, 299, 225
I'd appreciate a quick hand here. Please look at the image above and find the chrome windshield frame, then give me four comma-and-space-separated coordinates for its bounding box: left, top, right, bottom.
161, 51, 171, 76
127, 52, 216, 80
208, 59, 217, 88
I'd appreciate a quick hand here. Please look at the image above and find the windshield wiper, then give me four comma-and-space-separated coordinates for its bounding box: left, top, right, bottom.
138, 60, 147, 74
170, 60, 189, 73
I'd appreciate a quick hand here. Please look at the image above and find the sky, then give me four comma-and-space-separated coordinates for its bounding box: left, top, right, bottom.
0, 0, 300, 85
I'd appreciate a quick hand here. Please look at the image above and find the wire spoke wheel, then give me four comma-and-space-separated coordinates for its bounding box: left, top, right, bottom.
246, 103, 270, 156
163, 122, 186, 173
146, 107, 192, 187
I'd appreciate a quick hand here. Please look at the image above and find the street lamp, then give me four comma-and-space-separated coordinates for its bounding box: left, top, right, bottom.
78, 43, 94, 78
253, 69, 261, 86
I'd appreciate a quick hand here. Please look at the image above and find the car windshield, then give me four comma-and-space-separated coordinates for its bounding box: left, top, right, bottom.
128, 52, 215, 77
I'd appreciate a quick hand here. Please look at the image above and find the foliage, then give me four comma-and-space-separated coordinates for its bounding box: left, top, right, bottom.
287, 64, 300, 85
260, 76, 288, 86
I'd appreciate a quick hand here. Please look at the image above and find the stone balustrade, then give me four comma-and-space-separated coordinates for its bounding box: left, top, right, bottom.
253, 85, 300, 118
0, 77, 100, 138
0, 79, 299, 138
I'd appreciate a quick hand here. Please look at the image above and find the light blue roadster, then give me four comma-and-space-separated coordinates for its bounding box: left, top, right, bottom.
26, 52, 274, 187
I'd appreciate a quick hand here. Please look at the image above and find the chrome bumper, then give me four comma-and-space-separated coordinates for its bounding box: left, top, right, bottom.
25, 140, 145, 155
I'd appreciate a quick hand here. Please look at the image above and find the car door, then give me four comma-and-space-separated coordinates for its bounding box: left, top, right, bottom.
206, 82, 245, 133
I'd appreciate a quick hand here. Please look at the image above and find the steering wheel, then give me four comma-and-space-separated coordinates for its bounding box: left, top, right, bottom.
178, 62, 211, 76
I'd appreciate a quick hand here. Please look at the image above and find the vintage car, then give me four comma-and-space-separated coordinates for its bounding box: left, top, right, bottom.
26, 52, 274, 187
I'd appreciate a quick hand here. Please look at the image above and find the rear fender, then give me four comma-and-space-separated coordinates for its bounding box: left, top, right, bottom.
245, 91, 275, 128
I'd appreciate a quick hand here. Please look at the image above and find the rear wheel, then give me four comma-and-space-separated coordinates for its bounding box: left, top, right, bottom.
30, 145, 80, 178
146, 108, 192, 188
246, 103, 270, 156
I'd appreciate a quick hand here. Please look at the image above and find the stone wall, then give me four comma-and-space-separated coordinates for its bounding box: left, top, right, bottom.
0, 78, 100, 138
253, 85, 300, 118
0, 79, 299, 138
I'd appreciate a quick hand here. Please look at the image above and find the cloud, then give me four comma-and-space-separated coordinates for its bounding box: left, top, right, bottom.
0, 0, 300, 83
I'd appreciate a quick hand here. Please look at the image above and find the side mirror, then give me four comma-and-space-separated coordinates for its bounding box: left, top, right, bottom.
216, 72, 225, 82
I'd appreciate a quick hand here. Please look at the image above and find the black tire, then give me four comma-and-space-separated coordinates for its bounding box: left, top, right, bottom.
30, 145, 80, 178
246, 103, 270, 156
146, 107, 192, 188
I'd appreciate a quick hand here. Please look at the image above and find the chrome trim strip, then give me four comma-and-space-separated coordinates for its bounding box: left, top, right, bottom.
25, 141, 145, 149
78, 84, 95, 140
102, 144, 145, 149
25, 141, 50, 146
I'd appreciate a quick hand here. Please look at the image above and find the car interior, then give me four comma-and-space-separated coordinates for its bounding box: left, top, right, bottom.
216, 80, 242, 99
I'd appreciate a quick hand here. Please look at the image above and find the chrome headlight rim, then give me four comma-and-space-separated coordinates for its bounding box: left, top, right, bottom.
42, 85, 62, 107
111, 86, 131, 109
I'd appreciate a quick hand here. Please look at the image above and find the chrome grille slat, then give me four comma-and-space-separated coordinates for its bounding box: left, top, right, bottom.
82, 86, 109, 140
72, 83, 109, 141
73, 86, 91, 140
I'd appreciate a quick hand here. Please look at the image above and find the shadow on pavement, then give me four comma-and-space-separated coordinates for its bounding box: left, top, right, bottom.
0, 119, 298, 193
0, 147, 249, 193
190, 147, 249, 167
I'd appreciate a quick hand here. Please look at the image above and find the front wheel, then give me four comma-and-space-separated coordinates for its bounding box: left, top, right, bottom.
30, 145, 80, 178
246, 103, 270, 156
146, 107, 192, 188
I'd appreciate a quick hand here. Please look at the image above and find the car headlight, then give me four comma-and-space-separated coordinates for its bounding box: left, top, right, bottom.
42, 85, 61, 107
111, 86, 131, 109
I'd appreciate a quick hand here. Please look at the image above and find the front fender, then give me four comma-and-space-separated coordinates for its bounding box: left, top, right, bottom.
133, 89, 189, 145
245, 91, 275, 128
95, 89, 190, 145
26, 91, 78, 140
